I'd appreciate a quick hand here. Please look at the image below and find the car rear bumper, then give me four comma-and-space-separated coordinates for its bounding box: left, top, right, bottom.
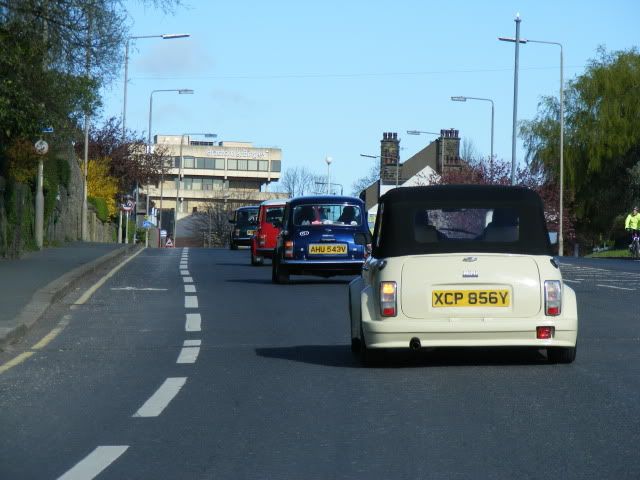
362, 318, 577, 349
232, 236, 253, 246
256, 247, 276, 258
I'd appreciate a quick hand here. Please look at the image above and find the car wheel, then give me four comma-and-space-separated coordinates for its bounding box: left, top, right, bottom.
255, 255, 264, 266
276, 263, 289, 284
547, 345, 577, 364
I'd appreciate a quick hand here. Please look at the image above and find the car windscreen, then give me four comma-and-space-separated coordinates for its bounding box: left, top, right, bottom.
292, 204, 362, 227
374, 200, 551, 257
236, 209, 258, 226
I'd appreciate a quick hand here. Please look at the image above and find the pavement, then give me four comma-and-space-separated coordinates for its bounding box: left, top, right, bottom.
0, 242, 137, 349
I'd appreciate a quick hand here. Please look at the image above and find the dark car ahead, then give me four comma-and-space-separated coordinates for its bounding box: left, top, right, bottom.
271, 196, 371, 283
229, 205, 259, 250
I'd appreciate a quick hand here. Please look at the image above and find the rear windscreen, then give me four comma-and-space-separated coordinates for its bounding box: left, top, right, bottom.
265, 207, 285, 224
292, 204, 362, 227
374, 200, 551, 257
236, 209, 258, 225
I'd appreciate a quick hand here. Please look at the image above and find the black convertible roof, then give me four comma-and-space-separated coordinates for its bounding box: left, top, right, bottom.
374, 184, 552, 257
380, 184, 543, 206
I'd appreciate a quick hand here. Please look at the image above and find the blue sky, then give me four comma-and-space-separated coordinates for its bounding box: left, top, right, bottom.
100, 0, 639, 194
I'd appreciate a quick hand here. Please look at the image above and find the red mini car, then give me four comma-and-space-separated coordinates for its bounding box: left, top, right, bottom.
250, 199, 288, 266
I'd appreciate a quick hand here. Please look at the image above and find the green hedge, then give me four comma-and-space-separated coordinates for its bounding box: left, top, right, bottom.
88, 196, 109, 222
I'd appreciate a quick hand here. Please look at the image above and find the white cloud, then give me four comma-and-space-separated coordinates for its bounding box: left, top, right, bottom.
133, 39, 214, 75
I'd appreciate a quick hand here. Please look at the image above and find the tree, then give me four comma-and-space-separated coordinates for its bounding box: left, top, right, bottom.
277, 166, 316, 197
520, 47, 640, 243
86, 157, 119, 217
187, 203, 231, 247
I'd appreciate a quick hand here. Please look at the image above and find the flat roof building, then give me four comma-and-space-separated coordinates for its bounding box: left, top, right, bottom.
142, 135, 287, 244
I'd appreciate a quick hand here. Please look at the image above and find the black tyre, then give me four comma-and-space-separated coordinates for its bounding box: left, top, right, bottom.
633, 243, 640, 260
358, 323, 381, 366
272, 256, 289, 284
251, 253, 263, 266
547, 345, 577, 364
230, 241, 238, 251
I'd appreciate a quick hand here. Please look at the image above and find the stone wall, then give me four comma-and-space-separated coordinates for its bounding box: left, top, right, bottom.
0, 152, 117, 258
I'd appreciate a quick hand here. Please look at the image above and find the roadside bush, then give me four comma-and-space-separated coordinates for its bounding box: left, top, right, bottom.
88, 196, 109, 222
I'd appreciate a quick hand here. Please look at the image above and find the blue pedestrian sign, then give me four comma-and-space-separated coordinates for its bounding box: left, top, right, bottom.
143, 220, 153, 229
42, 126, 54, 134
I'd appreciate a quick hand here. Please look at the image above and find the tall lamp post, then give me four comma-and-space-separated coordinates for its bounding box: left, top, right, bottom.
498, 13, 522, 185
498, 35, 564, 255
325, 156, 333, 195
175, 133, 217, 247
451, 96, 494, 162
123, 33, 189, 238
147, 88, 194, 247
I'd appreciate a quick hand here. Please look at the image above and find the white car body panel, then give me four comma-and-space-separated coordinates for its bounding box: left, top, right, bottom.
351, 254, 578, 350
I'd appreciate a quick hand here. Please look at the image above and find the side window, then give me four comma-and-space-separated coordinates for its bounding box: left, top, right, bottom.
373, 202, 384, 250
282, 205, 291, 230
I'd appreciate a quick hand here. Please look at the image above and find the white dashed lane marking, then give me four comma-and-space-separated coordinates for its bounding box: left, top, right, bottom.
185, 296, 198, 308
596, 284, 635, 291
177, 345, 201, 364
184, 284, 196, 293
132, 377, 187, 418
57, 445, 129, 480
182, 276, 193, 283
180, 270, 190, 276
185, 313, 201, 332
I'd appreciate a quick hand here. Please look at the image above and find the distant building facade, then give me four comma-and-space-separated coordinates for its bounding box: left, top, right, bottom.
142, 135, 286, 239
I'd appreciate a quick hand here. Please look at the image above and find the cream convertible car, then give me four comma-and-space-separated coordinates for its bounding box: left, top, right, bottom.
349, 185, 578, 364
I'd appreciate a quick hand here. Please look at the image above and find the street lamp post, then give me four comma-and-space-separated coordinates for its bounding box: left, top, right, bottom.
451, 96, 494, 162
498, 35, 565, 255
147, 88, 194, 247
123, 33, 189, 240
122, 33, 190, 138
498, 13, 522, 185
175, 133, 217, 247
325, 156, 332, 195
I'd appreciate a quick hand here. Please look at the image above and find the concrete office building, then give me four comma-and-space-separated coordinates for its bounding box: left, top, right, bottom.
142, 135, 286, 241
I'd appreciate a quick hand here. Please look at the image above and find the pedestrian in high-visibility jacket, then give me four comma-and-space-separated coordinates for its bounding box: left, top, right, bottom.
624, 206, 640, 250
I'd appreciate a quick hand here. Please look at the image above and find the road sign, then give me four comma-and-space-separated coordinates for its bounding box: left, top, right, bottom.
143, 220, 153, 229
121, 199, 135, 212
42, 127, 54, 134
160, 229, 167, 238
34, 139, 48, 155
165, 238, 174, 248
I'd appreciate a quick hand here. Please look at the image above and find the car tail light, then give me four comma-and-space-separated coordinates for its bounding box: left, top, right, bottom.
380, 281, 397, 317
544, 280, 562, 316
365, 243, 372, 259
537, 326, 555, 339
258, 234, 266, 247
284, 240, 294, 258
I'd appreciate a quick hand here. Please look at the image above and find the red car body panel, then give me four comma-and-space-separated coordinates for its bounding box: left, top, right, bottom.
251, 201, 286, 262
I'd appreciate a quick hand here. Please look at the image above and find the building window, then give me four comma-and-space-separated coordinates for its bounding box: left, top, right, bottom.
259, 160, 268, 171
238, 159, 247, 170
202, 178, 213, 190
183, 178, 193, 190
212, 179, 224, 188
192, 177, 202, 190
228, 159, 237, 170
183, 156, 195, 169
271, 160, 281, 172
205, 158, 215, 169
174, 156, 180, 167
215, 158, 225, 170
192, 206, 198, 213
248, 160, 258, 171
196, 157, 206, 169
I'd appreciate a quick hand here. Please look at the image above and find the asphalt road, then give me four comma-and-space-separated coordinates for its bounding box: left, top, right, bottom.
1, 249, 639, 479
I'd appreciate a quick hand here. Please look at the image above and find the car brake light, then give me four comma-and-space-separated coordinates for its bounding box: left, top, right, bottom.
258, 234, 266, 247
284, 240, 294, 258
537, 326, 555, 339
544, 280, 562, 316
380, 281, 397, 317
